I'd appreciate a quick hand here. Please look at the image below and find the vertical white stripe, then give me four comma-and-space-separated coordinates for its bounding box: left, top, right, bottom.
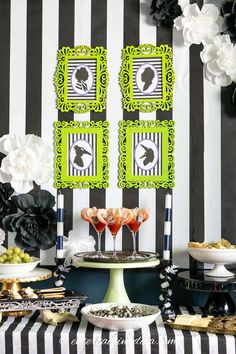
109, 331, 119, 354
44, 324, 56, 354
203, 13, 221, 243
156, 320, 168, 354
106, 0, 124, 251
226, 335, 236, 354
138, 0, 157, 253
93, 326, 103, 354
141, 325, 151, 354
60, 308, 77, 354
40, 0, 59, 265
9, 0, 27, 135
172, 0, 190, 267
72, 0, 91, 242
0, 316, 16, 354
126, 330, 135, 354
207, 333, 219, 354
76, 315, 88, 354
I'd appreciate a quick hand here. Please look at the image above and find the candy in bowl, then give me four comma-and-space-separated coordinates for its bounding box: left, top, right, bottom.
81, 303, 161, 331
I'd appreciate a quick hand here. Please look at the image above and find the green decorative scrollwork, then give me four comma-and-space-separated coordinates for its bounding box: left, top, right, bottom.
54, 120, 109, 189
55, 46, 109, 113
120, 44, 174, 113
118, 120, 175, 189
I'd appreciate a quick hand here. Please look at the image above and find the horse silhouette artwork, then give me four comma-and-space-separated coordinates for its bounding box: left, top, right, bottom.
141, 67, 155, 91
139, 144, 154, 166
73, 145, 92, 168
75, 67, 89, 92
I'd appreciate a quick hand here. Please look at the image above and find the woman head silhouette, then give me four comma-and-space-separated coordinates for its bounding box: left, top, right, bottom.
141, 67, 155, 91
75, 67, 89, 92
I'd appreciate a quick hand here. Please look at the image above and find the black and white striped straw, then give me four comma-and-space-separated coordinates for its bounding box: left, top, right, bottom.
163, 193, 172, 260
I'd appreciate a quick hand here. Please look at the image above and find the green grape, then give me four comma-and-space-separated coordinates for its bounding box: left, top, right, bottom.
8, 246, 14, 251
14, 247, 21, 254
6, 249, 13, 255
4, 261, 10, 264
19, 252, 25, 259
7, 254, 13, 261
0, 257, 3, 263
10, 259, 16, 264
15, 256, 22, 263
2, 254, 8, 261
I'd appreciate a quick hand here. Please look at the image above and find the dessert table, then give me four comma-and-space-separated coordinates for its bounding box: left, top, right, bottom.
0, 305, 235, 354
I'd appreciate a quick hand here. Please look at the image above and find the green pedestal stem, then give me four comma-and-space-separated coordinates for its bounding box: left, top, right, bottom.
103, 268, 130, 303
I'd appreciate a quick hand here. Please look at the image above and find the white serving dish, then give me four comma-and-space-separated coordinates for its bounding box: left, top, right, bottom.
0, 257, 40, 275
188, 248, 236, 277
81, 303, 161, 331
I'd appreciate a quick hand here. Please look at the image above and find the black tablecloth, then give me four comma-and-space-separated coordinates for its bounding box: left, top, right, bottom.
0, 306, 235, 354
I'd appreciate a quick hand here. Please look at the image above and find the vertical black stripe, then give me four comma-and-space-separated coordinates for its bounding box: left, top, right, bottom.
90, 0, 107, 251
84, 321, 94, 354
117, 331, 126, 354
20, 311, 40, 354
150, 321, 159, 354
5, 316, 23, 354
0, 0, 10, 248
122, 0, 140, 252
58, 0, 75, 237
221, 84, 236, 244
25, 0, 43, 258
0, 0, 10, 135
156, 27, 173, 257
25, 0, 42, 135
189, 0, 204, 271
69, 305, 85, 354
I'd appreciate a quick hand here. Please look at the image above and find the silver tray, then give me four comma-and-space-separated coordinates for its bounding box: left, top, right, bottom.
75, 251, 159, 263
0, 290, 87, 312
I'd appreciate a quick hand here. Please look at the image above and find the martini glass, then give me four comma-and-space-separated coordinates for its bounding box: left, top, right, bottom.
127, 208, 150, 260
81, 207, 107, 258
105, 208, 133, 259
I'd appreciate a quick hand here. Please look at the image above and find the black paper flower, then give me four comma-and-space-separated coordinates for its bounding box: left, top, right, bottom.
0, 182, 17, 229
221, 0, 236, 42
2, 190, 57, 251
150, 0, 182, 27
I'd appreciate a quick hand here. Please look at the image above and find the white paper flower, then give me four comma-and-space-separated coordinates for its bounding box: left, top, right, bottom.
64, 230, 96, 265
0, 134, 53, 193
174, 3, 223, 46
0, 228, 6, 255
200, 34, 236, 86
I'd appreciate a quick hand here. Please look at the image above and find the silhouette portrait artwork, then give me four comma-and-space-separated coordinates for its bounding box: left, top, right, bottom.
139, 144, 155, 166
75, 67, 89, 92
141, 67, 155, 91
73, 145, 92, 168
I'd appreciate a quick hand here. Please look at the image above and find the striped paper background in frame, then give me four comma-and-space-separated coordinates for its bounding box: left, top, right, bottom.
0, 0, 233, 267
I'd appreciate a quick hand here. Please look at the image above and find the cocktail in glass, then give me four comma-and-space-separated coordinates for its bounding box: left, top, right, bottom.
81, 207, 107, 258
127, 208, 150, 259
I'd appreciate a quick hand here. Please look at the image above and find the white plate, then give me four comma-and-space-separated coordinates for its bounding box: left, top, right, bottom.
81, 303, 161, 331
0, 258, 40, 275
188, 248, 236, 277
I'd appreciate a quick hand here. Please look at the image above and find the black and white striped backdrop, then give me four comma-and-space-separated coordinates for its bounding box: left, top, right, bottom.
0, 0, 234, 266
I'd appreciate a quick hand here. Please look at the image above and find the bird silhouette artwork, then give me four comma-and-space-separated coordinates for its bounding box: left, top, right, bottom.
139, 144, 154, 166
73, 145, 92, 168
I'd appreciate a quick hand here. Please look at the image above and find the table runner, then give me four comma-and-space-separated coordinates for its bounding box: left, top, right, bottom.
0, 306, 235, 354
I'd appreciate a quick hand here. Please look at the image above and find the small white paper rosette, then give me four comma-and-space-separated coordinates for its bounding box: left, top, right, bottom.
63, 229, 96, 266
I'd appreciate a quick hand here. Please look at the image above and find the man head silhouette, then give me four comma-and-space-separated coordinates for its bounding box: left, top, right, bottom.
141, 67, 155, 91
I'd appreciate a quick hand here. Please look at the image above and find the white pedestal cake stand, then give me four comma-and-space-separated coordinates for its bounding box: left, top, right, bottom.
75, 258, 160, 303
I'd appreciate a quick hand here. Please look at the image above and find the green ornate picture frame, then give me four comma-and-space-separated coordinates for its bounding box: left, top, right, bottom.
118, 120, 174, 189
120, 44, 174, 112
55, 46, 108, 113
54, 121, 109, 189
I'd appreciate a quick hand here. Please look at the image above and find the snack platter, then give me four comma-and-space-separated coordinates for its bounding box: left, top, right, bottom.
75, 251, 159, 263
165, 315, 236, 336
0, 288, 87, 312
